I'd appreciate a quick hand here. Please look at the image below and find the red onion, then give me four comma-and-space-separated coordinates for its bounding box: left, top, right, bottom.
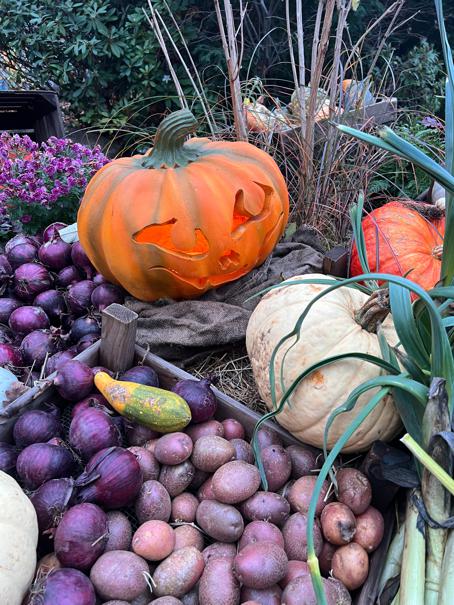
93, 273, 108, 286
39, 239, 73, 270
125, 421, 159, 446
54, 360, 94, 401
43, 222, 68, 242
120, 366, 159, 387
5, 234, 38, 254
91, 283, 124, 312
9, 305, 50, 335
70, 315, 101, 344
29, 568, 97, 605
127, 446, 159, 481
91, 366, 114, 377
56, 265, 83, 287
0, 298, 23, 324
30, 477, 75, 532
71, 393, 109, 418
16, 442, 75, 489
54, 503, 108, 570
46, 349, 77, 375
0, 343, 22, 366
13, 409, 61, 447
0, 324, 14, 344
7, 242, 38, 268
70, 407, 122, 460
76, 333, 99, 352
14, 262, 53, 301
34, 289, 67, 324
67, 280, 96, 315
0, 254, 13, 283
0, 442, 20, 473
20, 329, 62, 367
76, 447, 143, 509
71, 242, 95, 279
172, 377, 217, 423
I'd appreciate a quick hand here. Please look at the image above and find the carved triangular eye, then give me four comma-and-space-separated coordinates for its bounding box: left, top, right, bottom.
133, 219, 209, 256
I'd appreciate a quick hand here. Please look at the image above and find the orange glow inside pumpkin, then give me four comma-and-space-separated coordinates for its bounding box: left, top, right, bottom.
133, 219, 210, 255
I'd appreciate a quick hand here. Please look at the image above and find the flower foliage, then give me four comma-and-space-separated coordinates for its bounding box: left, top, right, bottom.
0, 133, 108, 237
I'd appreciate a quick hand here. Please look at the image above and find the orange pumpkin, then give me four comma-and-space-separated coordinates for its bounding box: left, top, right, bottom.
350, 201, 445, 293
77, 110, 289, 301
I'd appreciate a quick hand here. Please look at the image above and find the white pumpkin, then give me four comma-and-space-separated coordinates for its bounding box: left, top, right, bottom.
246, 274, 401, 452
0, 471, 38, 605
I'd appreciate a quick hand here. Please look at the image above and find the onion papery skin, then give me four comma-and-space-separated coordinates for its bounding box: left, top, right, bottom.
31, 568, 97, 605
56, 265, 84, 288
119, 365, 159, 388
54, 503, 108, 570
7, 242, 38, 269
76, 446, 143, 509
54, 360, 94, 401
5, 234, 39, 254
39, 239, 73, 271
16, 442, 75, 489
91, 283, 124, 312
172, 377, 217, 423
0, 254, 13, 284
0, 442, 20, 473
69, 407, 122, 461
9, 305, 50, 335
20, 329, 62, 368
34, 289, 67, 324
43, 222, 68, 242
67, 280, 96, 315
71, 242, 96, 279
46, 349, 78, 376
30, 477, 75, 533
14, 262, 53, 301
0, 343, 23, 367
71, 393, 109, 418
13, 409, 62, 447
0, 298, 23, 324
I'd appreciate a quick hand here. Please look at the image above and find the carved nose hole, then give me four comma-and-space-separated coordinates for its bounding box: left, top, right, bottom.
218, 249, 241, 270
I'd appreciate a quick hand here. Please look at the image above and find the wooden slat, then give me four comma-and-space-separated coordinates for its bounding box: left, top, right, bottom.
100, 304, 138, 373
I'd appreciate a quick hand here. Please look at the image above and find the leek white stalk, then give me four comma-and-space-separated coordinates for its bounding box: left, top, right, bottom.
399, 492, 425, 605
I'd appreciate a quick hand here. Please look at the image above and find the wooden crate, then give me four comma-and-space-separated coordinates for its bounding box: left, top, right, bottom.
0, 304, 394, 604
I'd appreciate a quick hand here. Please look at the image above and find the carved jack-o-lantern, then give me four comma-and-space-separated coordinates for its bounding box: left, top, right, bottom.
77, 110, 289, 301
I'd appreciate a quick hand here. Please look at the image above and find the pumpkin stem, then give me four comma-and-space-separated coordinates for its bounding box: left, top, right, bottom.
142, 109, 201, 169
355, 287, 390, 333
432, 244, 443, 260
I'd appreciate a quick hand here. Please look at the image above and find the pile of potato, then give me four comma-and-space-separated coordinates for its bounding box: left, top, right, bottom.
80, 416, 384, 605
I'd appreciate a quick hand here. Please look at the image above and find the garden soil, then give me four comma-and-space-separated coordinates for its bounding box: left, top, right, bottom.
125, 226, 324, 367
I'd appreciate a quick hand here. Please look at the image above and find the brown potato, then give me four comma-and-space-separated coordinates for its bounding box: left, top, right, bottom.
180, 587, 199, 605
221, 418, 246, 441
321, 502, 356, 545
336, 468, 372, 515
174, 525, 205, 552
239, 521, 284, 550
127, 446, 160, 481
279, 560, 310, 589
189, 468, 210, 491
288, 476, 331, 516
152, 547, 205, 598
191, 436, 235, 472
197, 477, 216, 502
233, 541, 288, 589
212, 461, 261, 504
150, 598, 183, 605
354, 506, 384, 553
240, 585, 282, 605
281, 576, 339, 605
230, 439, 255, 464
286, 445, 321, 479
202, 542, 237, 565
332, 543, 369, 590
199, 557, 240, 605
319, 541, 337, 576
154, 433, 193, 466
196, 500, 244, 543
132, 520, 175, 561
240, 491, 290, 527
256, 426, 283, 450
261, 445, 292, 492
90, 551, 149, 602
325, 578, 352, 605
135, 480, 171, 524
282, 513, 323, 561
159, 460, 195, 497
186, 420, 224, 442
105, 511, 132, 552
171, 492, 199, 523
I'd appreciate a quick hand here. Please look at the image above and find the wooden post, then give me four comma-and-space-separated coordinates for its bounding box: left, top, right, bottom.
100, 303, 138, 373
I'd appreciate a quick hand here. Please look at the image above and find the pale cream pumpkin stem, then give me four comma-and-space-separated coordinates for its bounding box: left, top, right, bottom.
354, 288, 390, 333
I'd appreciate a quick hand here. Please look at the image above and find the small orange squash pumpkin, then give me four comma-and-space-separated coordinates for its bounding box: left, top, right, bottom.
77, 110, 289, 301
350, 201, 445, 294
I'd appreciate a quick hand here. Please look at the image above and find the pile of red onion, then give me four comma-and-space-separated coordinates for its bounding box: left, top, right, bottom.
0, 223, 125, 384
